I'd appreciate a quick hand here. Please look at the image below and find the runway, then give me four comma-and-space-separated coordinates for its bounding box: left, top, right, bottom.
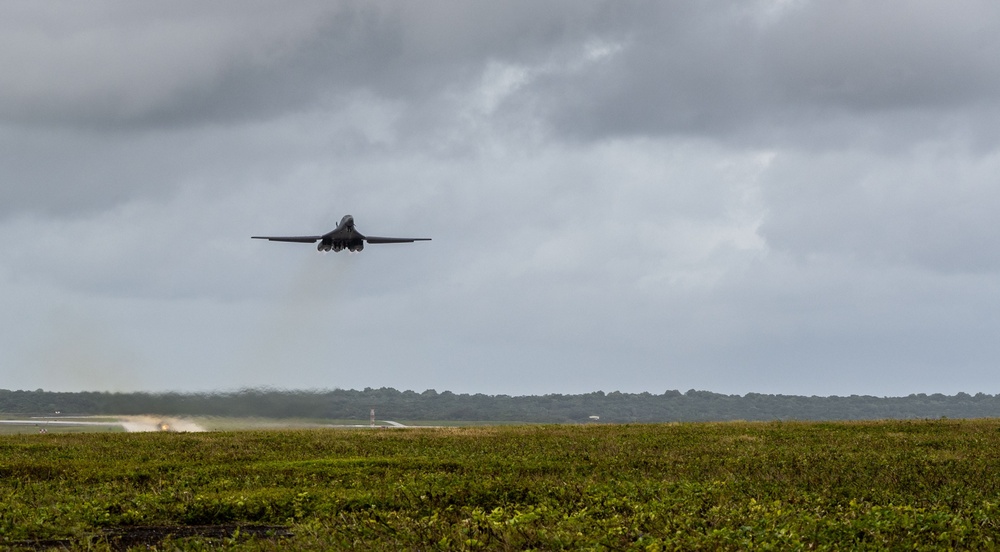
0, 417, 415, 432
0, 416, 206, 432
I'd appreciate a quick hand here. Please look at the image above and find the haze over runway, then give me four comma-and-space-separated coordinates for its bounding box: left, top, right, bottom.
2, 1, 1000, 397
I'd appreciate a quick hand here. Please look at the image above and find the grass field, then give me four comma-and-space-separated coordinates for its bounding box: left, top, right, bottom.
2, 419, 1000, 549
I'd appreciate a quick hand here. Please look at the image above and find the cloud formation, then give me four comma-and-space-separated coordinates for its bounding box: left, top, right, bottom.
2, 1, 999, 397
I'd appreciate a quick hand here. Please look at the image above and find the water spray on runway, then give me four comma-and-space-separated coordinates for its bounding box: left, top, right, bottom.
119, 415, 206, 432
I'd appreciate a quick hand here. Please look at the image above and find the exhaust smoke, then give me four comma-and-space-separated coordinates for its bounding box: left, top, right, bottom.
238, 253, 355, 388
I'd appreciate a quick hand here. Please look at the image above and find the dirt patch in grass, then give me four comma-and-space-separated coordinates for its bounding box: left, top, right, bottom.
10, 524, 292, 551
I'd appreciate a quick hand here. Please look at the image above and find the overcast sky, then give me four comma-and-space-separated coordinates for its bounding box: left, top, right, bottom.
2, 1, 999, 397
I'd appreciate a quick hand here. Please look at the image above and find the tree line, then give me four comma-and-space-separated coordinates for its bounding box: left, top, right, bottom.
3, 388, 1000, 423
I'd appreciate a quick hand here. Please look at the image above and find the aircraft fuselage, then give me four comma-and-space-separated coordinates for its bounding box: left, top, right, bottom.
318, 215, 366, 252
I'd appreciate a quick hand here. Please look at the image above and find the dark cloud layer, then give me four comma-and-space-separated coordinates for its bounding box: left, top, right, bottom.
534, 2, 1000, 145
6, 2, 1000, 136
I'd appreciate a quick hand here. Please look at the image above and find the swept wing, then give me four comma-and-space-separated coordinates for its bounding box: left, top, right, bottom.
251, 235, 322, 243
364, 236, 432, 244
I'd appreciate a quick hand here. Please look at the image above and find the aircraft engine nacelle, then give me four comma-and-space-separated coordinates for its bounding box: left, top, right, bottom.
350, 242, 364, 252
332, 243, 344, 252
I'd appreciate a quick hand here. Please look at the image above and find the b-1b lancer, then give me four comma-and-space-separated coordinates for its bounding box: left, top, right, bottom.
252, 215, 430, 252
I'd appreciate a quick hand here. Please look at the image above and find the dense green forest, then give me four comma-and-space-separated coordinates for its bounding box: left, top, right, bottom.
2, 387, 999, 422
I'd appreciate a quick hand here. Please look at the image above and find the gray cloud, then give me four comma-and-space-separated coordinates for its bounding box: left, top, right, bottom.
0, 1, 330, 128
2, 1, 1000, 397
6, 1, 1000, 140
0, 1, 612, 129
522, 2, 1000, 146
759, 145, 1000, 273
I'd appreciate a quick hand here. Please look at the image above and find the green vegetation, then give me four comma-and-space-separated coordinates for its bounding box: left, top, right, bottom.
5, 387, 1000, 423
3, 420, 1000, 549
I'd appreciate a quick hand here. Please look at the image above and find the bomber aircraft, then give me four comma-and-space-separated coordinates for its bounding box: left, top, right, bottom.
252, 214, 430, 252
